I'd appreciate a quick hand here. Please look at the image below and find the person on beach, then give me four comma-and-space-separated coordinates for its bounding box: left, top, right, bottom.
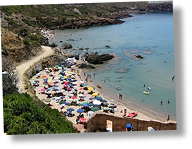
168, 99, 170, 104
123, 109, 127, 117
93, 73, 96, 77
160, 101, 163, 105
167, 115, 170, 121
119, 94, 122, 99
144, 84, 145, 87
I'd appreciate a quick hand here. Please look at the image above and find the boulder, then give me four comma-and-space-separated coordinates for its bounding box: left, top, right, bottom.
78, 63, 95, 69
61, 43, 73, 49
135, 54, 144, 59
85, 52, 114, 64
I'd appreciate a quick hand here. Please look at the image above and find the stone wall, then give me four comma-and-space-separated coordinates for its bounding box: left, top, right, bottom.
85, 114, 177, 132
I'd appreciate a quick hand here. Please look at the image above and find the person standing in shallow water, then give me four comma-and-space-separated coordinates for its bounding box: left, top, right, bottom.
160, 101, 163, 105
168, 99, 170, 104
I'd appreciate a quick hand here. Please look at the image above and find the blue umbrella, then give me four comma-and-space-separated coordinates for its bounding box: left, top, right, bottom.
44, 79, 48, 82
53, 87, 59, 91
83, 104, 88, 107
88, 103, 94, 106
97, 98, 103, 101
67, 63, 72, 65
77, 109, 84, 113
61, 65, 64, 67
97, 96, 102, 99
68, 84, 72, 87
65, 103, 70, 105
67, 108, 74, 112
89, 97, 95, 100
47, 88, 51, 91
102, 100, 107, 103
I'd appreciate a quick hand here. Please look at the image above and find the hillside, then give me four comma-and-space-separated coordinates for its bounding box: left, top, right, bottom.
0, 2, 173, 63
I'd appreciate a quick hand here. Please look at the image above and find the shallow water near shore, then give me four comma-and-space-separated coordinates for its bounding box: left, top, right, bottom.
49, 11, 176, 121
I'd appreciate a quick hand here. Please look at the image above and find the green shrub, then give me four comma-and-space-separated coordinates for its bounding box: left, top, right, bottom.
3, 93, 78, 134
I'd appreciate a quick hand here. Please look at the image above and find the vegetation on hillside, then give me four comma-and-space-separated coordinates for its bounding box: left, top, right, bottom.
3, 93, 78, 134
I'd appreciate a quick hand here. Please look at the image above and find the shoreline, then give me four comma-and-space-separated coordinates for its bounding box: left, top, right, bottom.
74, 61, 176, 123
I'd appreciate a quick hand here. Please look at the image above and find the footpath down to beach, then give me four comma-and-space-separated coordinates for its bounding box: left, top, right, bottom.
16, 46, 54, 93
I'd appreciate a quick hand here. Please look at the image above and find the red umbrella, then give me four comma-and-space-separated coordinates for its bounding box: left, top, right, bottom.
71, 97, 77, 99
80, 118, 86, 123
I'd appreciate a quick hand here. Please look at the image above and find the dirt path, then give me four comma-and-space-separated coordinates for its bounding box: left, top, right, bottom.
16, 46, 54, 93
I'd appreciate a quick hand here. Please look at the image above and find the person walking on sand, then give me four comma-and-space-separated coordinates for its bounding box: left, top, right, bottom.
167, 115, 170, 121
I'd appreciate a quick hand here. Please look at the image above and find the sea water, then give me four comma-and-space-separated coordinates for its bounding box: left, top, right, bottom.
49, 11, 176, 121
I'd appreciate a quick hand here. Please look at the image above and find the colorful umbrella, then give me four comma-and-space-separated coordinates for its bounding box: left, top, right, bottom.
91, 107, 100, 112
80, 118, 86, 123
88, 87, 93, 91
77, 109, 84, 113
67, 108, 74, 112
92, 93, 98, 96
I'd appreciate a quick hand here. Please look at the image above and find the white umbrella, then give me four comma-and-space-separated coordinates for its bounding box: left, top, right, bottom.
78, 94, 84, 97
68, 94, 73, 97
68, 98, 73, 102
87, 111, 94, 116
93, 100, 101, 105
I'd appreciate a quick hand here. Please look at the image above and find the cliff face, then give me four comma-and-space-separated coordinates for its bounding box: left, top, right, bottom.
128, 3, 173, 13
1, 29, 42, 63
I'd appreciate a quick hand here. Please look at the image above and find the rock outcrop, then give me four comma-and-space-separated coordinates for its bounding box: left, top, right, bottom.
85, 52, 114, 64
61, 43, 73, 49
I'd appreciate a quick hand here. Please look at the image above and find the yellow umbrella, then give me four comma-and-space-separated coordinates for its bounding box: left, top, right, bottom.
64, 76, 68, 79
88, 87, 93, 91
92, 93, 98, 96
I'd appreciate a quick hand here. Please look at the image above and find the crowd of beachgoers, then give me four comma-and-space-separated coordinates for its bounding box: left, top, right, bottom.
40, 29, 55, 39
30, 56, 175, 132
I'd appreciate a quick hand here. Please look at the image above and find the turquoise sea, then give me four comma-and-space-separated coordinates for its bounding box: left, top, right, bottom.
49, 11, 176, 121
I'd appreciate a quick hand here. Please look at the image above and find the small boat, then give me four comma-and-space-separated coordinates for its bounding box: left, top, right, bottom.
143, 91, 149, 95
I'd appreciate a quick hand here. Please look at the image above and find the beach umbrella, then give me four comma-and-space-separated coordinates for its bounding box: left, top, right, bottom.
47, 91, 51, 95
80, 118, 86, 123
54, 84, 59, 87
68, 84, 72, 87
73, 99, 78, 102
61, 65, 64, 67
45, 68, 48, 70
67, 108, 74, 112
47, 88, 51, 91
97, 96, 102, 99
88, 103, 94, 106
79, 81, 84, 84
91, 107, 100, 112
78, 103, 84, 106
110, 99, 114, 102
65, 103, 71, 106
61, 95, 65, 99
42, 75, 46, 77
55, 97, 60, 100
83, 101, 89, 104
87, 111, 94, 116
68, 94, 73, 97
92, 93, 98, 96
60, 101, 66, 104
93, 100, 101, 105
71, 96, 77, 99
56, 65, 60, 68
89, 97, 95, 100
83, 104, 88, 107
79, 87, 84, 90
69, 91, 73, 94
68, 98, 73, 102
102, 100, 108, 103
88, 87, 93, 91
97, 98, 103, 101
78, 94, 84, 98
77, 109, 84, 113
40, 89, 45, 92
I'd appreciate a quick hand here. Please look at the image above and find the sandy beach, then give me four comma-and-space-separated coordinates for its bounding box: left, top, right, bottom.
29, 58, 176, 132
